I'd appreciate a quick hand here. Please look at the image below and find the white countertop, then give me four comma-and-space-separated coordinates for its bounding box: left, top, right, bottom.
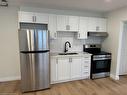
50, 52, 92, 58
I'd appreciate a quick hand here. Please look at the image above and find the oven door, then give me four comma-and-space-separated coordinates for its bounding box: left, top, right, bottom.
91, 58, 111, 79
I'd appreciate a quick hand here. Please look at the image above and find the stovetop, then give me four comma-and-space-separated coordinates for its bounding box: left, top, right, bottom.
93, 51, 111, 55
85, 51, 111, 55
83, 44, 111, 56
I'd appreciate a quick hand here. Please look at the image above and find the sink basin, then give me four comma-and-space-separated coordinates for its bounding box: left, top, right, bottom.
58, 53, 78, 55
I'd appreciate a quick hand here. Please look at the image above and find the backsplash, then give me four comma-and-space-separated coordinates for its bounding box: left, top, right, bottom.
50, 32, 103, 53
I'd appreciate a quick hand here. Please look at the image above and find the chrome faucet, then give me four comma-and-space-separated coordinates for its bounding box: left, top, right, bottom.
64, 41, 71, 53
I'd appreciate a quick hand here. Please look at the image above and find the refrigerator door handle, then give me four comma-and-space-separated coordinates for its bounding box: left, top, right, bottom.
30, 30, 35, 51
31, 54, 36, 90
27, 30, 31, 51
29, 54, 37, 90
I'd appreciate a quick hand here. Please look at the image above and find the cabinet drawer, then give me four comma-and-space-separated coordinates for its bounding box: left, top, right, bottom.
82, 68, 90, 73
84, 56, 91, 59
82, 76, 90, 79
84, 60, 91, 64
84, 58, 91, 62
83, 65, 90, 70
82, 71, 90, 76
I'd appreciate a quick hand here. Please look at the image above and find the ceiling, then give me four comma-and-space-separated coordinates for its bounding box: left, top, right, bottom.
8, 0, 127, 12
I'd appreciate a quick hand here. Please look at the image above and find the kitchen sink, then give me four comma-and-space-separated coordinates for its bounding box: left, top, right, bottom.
58, 53, 78, 55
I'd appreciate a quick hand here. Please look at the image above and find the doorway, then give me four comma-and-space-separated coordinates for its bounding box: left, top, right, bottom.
118, 21, 127, 76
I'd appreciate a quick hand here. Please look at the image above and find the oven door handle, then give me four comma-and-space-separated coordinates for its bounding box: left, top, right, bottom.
93, 58, 111, 61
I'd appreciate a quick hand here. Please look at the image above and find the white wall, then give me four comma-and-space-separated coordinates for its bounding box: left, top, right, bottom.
0, 6, 20, 81
102, 6, 127, 79
20, 7, 104, 17
119, 23, 127, 75
0, 6, 104, 81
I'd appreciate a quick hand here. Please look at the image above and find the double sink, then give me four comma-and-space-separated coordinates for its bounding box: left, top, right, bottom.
58, 52, 78, 55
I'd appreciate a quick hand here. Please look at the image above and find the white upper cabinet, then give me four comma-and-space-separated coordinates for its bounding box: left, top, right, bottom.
78, 17, 88, 39
35, 13, 49, 24
68, 16, 79, 31
19, 11, 107, 38
19, 11, 49, 24
57, 15, 68, 31
57, 15, 79, 32
19, 11, 35, 23
48, 14, 57, 39
88, 17, 107, 32
88, 17, 97, 32
98, 18, 107, 32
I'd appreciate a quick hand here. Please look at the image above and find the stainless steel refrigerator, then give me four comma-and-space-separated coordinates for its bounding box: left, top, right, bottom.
18, 23, 50, 92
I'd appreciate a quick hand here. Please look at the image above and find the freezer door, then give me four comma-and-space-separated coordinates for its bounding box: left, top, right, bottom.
20, 52, 50, 92
19, 29, 49, 52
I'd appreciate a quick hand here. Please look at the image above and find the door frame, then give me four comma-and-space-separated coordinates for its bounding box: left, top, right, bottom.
117, 20, 127, 79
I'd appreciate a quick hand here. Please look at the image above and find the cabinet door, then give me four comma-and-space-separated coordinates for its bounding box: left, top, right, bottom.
48, 14, 57, 39
35, 13, 49, 24
78, 17, 88, 39
68, 16, 79, 31
57, 58, 70, 81
57, 15, 68, 31
19, 11, 34, 23
98, 18, 107, 32
88, 17, 97, 32
51, 58, 58, 84
70, 57, 82, 79
88, 17, 107, 32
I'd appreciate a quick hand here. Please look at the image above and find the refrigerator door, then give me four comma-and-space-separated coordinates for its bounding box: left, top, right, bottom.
20, 52, 50, 92
19, 24, 49, 52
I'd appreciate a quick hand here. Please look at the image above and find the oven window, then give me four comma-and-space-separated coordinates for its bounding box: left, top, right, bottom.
92, 59, 111, 73
96, 61, 108, 69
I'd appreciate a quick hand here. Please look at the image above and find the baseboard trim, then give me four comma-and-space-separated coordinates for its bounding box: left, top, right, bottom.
0, 76, 21, 82
110, 74, 119, 80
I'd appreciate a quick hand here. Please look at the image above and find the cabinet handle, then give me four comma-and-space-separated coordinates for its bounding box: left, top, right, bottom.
68, 25, 70, 30
84, 72, 89, 74
66, 25, 68, 30
71, 58, 72, 62
56, 58, 58, 64
54, 33, 57, 37
69, 58, 72, 62
66, 25, 70, 30
32, 16, 34, 22
79, 33, 80, 37
34, 16, 36, 22
85, 61, 90, 63
84, 57, 89, 58
96, 26, 99, 31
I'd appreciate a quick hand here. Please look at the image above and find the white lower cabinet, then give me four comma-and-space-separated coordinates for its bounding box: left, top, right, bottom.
50, 58, 57, 84
57, 58, 70, 81
51, 56, 91, 84
82, 59, 91, 78
70, 58, 82, 80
